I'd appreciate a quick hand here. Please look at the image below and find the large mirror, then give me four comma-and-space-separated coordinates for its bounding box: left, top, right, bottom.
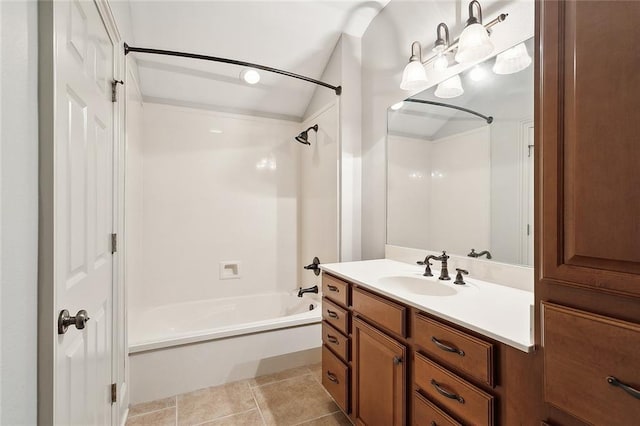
387, 37, 534, 266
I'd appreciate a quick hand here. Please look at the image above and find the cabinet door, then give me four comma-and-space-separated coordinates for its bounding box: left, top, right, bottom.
539, 0, 640, 297
353, 317, 406, 426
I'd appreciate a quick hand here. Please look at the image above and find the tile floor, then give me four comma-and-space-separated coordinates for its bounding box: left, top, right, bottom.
126, 363, 352, 426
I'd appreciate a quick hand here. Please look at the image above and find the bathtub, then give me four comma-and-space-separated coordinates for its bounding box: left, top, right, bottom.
128, 291, 322, 404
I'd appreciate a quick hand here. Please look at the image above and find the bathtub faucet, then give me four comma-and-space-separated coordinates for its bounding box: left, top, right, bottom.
298, 285, 319, 297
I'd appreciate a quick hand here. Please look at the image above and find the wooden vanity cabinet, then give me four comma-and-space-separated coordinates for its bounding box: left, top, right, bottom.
321, 273, 538, 425
536, 1, 640, 424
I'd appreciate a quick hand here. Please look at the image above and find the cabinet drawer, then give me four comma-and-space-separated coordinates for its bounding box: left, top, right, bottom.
322, 321, 349, 362
543, 302, 640, 425
322, 298, 349, 335
322, 274, 349, 307
413, 392, 461, 426
352, 286, 406, 337
414, 353, 493, 426
413, 313, 494, 386
322, 345, 349, 413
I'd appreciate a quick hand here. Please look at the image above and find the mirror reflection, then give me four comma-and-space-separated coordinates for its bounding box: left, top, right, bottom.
387, 37, 534, 267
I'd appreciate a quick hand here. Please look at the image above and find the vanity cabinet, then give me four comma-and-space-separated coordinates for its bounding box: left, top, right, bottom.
320, 273, 538, 425
537, 1, 640, 424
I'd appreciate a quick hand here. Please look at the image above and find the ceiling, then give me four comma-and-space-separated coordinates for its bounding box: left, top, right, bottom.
122, 0, 389, 121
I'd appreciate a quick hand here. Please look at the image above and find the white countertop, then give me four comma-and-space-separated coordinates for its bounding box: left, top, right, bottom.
320, 259, 534, 353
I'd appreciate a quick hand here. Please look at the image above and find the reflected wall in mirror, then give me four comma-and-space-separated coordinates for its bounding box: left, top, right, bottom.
387, 38, 534, 267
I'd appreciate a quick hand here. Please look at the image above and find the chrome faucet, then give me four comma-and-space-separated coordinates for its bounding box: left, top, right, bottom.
468, 248, 492, 259
297, 285, 318, 297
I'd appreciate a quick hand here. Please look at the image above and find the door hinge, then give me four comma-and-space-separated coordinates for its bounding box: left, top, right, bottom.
111, 233, 117, 254
111, 383, 117, 404
527, 224, 531, 236
111, 80, 124, 102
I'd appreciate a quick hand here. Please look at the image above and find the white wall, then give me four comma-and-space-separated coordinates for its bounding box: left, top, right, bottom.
130, 103, 300, 309
361, 0, 534, 259
298, 103, 340, 288
0, 1, 39, 423
304, 33, 363, 262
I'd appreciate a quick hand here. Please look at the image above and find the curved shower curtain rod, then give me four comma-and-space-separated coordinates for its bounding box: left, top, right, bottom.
124, 43, 342, 95
404, 98, 493, 124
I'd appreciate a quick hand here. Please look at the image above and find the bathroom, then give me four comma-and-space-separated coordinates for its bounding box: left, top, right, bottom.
1, 0, 639, 425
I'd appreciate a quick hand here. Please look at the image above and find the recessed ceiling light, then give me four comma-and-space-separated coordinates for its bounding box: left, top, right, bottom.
240, 69, 260, 85
391, 102, 405, 110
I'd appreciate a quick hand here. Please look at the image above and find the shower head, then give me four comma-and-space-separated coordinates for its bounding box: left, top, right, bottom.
294, 124, 318, 145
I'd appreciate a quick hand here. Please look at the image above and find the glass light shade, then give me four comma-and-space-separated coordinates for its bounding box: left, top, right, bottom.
434, 75, 464, 98
454, 23, 494, 64
492, 43, 532, 74
400, 60, 428, 91
433, 55, 449, 71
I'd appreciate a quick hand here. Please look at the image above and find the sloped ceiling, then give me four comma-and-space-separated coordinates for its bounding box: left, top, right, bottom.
124, 0, 389, 120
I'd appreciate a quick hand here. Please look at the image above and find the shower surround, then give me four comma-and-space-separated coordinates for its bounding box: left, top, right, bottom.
126, 102, 339, 403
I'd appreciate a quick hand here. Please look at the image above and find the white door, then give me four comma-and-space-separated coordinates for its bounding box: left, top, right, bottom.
54, 0, 115, 424
526, 125, 535, 266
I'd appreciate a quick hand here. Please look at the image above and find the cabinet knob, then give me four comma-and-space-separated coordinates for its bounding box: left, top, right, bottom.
393, 356, 403, 365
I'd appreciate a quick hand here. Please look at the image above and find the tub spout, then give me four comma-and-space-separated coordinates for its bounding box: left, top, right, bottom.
298, 285, 319, 297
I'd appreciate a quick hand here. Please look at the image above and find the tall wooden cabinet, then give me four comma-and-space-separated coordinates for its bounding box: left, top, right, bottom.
536, 1, 640, 424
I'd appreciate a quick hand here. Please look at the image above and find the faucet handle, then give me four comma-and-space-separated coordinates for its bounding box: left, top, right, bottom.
453, 268, 469, 285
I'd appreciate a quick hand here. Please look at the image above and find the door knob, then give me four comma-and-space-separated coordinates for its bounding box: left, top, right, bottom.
58, 309, 90, 335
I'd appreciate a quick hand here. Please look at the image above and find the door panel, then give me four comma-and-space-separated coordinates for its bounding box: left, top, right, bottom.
55, 0, 115, 424
353, 318, 406, 426
540, 0, 640, 297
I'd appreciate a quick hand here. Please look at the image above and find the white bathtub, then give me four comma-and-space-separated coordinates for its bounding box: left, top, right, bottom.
128, 291, 322, 404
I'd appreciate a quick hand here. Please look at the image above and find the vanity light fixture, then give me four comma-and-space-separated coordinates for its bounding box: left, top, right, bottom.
400, 42, 428, 91
240, 69, 261, 84
434, 75, 464, 99
398, 1, 507, 90
492, 42, 532, 74
455, 1, 495, 64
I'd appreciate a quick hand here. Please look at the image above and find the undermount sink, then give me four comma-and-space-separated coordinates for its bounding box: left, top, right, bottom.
377, 276, 459, 296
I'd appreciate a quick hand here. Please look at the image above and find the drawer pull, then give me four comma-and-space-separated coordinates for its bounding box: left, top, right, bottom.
327, 284, 339, 292
607, 376, 640, 400
327, 309, 339, 319
431, 336, 465, 356
327, 334, 339, 344
430, 379, 465, 404
327, 371, 339, 383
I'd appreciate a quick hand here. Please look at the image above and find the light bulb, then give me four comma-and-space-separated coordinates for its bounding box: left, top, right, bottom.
493, 43, 532, 74
400, 60, 428, 91
240, 69, 260, 85
455, 23, 494, 64
391, 102, 405, 111
434, 75, 464, 99
469, 66, 487, 82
